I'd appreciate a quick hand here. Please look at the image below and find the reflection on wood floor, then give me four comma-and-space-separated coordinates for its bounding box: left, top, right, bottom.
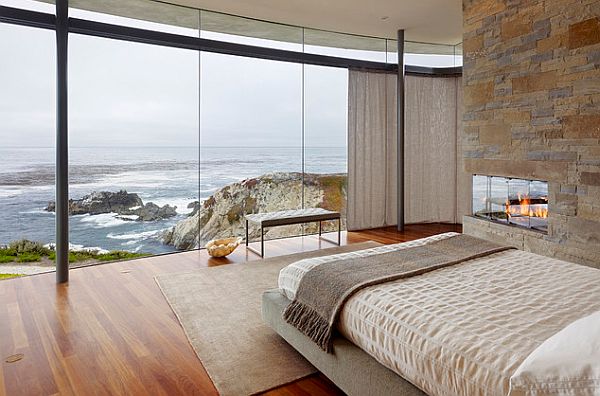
0, 223, 461, 395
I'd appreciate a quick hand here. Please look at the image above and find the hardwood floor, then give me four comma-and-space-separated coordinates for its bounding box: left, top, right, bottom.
0, 224, 461, 396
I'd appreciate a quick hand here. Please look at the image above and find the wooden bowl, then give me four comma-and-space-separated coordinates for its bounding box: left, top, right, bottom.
205, 237, 242, 258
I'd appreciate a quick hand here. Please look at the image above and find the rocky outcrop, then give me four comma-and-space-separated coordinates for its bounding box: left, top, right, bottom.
163, 172, 347, 250
133, 202, 178, 221
45, 190, 177, 221
187, 201, 200, 217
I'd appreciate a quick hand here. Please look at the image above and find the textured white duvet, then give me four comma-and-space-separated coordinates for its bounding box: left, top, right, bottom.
278, 233, 600, 396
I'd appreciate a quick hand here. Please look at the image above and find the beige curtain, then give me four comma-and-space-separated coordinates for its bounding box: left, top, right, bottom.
347, 70, 397, 230
347, 71, 469, 230
404, 75, 470, 224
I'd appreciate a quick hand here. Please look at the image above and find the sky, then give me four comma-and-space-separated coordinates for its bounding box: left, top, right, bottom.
0, 0, 457, 148
0, 0, 349, 148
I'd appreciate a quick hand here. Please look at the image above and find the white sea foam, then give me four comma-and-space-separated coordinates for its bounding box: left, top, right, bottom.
0, 188, 24, 198
44, 242, 110, 254
94, 171, 183, 189
107, 229, 163, 241
30, 185, 54, 192
117, 214, 140, 221
78, 213, 128, 228
145, 197, 197, 214
19, 208, 51, 215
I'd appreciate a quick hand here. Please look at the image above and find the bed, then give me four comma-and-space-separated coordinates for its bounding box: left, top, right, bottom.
262, 233, 600, 396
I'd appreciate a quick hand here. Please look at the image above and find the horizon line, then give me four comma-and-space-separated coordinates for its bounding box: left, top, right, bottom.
1, 145, 347, 149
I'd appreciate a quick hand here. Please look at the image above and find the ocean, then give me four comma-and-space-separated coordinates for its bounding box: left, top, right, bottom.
0, 146, 347, 254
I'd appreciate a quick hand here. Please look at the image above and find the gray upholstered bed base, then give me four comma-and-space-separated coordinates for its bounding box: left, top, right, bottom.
262, 289, 427, 396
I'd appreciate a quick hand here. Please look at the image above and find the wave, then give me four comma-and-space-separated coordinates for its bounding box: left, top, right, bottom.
144, 197, 197, 214
117, 214, 140, 221
107, 229, 164, 241
44, 242, 110, 254
19, 208, 51, 215
0, 188, 25, 198
77, 213, 129, 228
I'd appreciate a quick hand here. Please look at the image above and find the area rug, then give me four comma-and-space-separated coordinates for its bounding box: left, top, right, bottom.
155, 242, 381, 396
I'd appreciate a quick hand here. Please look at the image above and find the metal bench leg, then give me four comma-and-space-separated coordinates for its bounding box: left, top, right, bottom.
260, 226, 264, 257
245, 220, 264, 257
319, 220, 322, 237
318, 218, 341, 246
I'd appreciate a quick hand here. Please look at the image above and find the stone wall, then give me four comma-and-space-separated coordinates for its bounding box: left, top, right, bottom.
462, 0, 600, 267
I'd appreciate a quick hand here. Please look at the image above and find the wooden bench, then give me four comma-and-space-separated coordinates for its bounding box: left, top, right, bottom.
245, 208, 341, 257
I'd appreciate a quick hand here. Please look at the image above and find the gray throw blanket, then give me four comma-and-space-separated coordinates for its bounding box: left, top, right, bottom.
282, 234, 514, 352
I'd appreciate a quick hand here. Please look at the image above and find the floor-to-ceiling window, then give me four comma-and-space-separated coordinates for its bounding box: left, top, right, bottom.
68, 34, 200, 258
199, 52, 303, 246
304, 65, 348, 233
1, 0, 461, 278
0, 22, 55, 278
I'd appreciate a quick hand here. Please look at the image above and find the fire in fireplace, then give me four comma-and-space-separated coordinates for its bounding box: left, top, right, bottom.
472, 175, 548, 233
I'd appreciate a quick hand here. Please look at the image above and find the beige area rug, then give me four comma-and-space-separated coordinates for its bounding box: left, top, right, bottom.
156, 242, 381, 396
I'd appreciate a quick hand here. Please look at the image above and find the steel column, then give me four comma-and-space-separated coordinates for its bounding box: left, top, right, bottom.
397, 30, 405, 231
55, 0, 69, 283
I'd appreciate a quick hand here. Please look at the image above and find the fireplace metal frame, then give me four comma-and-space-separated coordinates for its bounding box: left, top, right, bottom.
472, 174, 549, 234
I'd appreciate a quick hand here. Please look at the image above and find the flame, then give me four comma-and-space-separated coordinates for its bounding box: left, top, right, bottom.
505, 195, 548, 218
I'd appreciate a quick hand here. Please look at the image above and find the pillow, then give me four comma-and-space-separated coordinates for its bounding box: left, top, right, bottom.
509, 310, 600, 396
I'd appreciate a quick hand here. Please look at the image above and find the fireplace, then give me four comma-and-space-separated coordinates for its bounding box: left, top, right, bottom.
472, 175, 548, 233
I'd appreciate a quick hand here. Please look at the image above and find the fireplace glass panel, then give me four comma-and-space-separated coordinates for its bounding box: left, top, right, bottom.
490, 176, 509, 224
472, 175, 490, 219
508, 178, 530, 228
472, 175, 548, 233
529, 180, 549, 232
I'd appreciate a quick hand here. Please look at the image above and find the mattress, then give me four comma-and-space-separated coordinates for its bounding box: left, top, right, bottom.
278, 233, 600, 396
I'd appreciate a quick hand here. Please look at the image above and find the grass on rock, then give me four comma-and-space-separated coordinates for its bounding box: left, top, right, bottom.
0, 274, 22, 280
16, 253, 42, 263
1, 239, 148, 265
0, 255, 15, 264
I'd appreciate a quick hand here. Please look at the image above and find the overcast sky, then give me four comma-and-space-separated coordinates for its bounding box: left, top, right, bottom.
0, 0, 350, 148
1, 0, 457, 148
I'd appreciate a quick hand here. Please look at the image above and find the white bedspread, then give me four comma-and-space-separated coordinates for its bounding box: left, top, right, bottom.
278, 233, 600, 396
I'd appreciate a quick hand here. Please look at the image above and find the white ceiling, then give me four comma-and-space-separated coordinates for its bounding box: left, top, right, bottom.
167, 0, 463, 45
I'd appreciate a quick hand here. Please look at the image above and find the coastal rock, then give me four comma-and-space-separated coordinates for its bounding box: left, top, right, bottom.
187, 201, 201, 217
45, 190, 142, 215
134, 202, 178, 221
163, 172, 347, 250
45, 190, 177, 221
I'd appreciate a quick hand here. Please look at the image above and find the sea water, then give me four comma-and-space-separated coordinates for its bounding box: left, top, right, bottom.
0, 146, 347, 254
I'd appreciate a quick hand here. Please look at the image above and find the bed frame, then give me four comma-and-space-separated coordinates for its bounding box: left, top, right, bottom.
262, 289, 426, 396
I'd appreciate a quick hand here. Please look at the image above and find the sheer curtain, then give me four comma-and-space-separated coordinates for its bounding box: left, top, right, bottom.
346, 70, 397, 230
404, 75, 465, 223
347, 70, 468, 230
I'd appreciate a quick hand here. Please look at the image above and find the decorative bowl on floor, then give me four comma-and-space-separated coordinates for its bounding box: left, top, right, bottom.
205, 237, 242, 258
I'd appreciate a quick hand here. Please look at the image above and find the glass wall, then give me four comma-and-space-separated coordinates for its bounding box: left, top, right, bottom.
199, 52, 303, 246
304, 65, 348, 233
68, 0, 200, 36
387, 40, 463, 67
200, 10, 302, 51
68, 34, 200, 260
1, 0, 461, 276
0, 0, 54, 13
304, 29, 387, 62
0, 23, 55, 276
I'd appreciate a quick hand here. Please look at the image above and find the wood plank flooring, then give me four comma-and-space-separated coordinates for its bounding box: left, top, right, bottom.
0, 224, 461, 396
